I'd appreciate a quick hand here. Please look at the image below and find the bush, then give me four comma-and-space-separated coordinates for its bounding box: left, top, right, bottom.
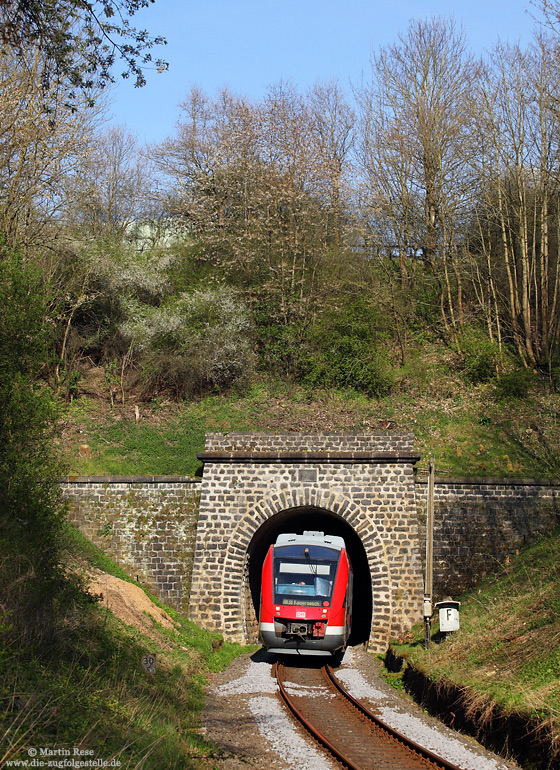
121, 287, 255, 399
0, 246, 73, 644
302, 333, 395, 396
495, 368, 534, 400
550, 364, 560, 393
457, 326, 501, 384
256, 322, 307, 378
297, 299, 395, 397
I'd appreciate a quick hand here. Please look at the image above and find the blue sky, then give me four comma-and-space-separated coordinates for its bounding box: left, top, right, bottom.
107, 0, 537, 145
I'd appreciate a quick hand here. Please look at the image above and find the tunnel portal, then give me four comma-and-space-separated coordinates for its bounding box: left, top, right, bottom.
246, 506, 373, 646
189, 432, 425, 653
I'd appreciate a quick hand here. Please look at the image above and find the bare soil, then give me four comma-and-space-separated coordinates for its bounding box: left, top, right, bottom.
87, 569, 179, 646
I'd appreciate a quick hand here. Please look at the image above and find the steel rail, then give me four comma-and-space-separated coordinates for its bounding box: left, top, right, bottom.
274, 661, 362, 770
323, 664, 464, 770
273, 660, 466, 770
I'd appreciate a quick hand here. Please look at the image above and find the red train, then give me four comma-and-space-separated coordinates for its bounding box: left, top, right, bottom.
259, 531, 353, 656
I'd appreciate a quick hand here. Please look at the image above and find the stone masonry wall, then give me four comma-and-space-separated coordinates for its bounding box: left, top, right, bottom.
60, 445, 560, 652
62, 476, 200, 614
189, 433, 424, 653
203, 432, 416, 453
415, 476, 560, 600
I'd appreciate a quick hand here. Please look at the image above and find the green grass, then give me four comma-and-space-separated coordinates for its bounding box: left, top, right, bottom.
391, 528, 560, 740
60, 400, 209, 476
63, 522, 139, 583
1, 526, 256, 769
57, 372, 560, 479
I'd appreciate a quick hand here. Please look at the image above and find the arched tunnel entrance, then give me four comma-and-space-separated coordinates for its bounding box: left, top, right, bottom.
191, 433, 424, 651
245, 506, 373, 647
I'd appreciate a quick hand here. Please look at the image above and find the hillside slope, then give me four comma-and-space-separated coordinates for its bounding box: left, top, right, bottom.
57, 372, 560, 480
0, 526, 252, 769
389, 528, 560, 770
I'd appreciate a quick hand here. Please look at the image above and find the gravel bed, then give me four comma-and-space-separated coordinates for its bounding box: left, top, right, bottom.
201, 646, 522, 770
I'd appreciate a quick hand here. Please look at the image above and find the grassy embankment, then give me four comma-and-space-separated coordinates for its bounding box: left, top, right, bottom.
386, 528, 560, 769
58, 368, 560, 480
0, 525, 254, 769
50, 364, 560, 768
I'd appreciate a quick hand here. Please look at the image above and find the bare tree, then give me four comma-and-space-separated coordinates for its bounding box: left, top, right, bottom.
308, 79, 355, 247
533, 0, 560, 33
469, 36, 560, 369
0, 47, 100, 251
155, 84, 340, 332
355, 17, 477, 329
62, 125, 152, 238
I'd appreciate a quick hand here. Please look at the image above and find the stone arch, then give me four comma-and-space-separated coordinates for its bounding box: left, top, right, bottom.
190, 432, 424, 653
219, 487, 393, 647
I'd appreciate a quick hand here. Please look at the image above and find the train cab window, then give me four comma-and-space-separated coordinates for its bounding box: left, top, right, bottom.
272, 544, 340, 606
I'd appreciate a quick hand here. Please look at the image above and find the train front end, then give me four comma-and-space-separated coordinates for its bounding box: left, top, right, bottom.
259, 531, 352, 656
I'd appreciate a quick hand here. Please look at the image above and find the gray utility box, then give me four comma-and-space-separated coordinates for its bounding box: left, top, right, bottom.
435, 599, 460, 632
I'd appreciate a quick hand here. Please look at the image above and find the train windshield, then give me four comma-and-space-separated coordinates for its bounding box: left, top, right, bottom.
272, 543, 341, 607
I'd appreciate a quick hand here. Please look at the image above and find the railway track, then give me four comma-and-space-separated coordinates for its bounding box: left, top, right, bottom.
273, 660, 465, 770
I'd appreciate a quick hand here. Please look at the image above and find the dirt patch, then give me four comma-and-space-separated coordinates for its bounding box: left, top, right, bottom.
87, 569, 179, 645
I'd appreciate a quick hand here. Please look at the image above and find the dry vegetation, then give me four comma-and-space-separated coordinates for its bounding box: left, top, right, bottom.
390, 529, 560, 769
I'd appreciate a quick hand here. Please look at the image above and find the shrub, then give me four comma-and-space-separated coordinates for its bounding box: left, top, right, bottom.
457, 326, 501, 384
121, 287, 255, 399
297, 299, 395, 397
256, 322, 307, 378
550, 364, 560, 393
495, 368, 534, 400
302, 333, 395, 396
0, 246, 75, 645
